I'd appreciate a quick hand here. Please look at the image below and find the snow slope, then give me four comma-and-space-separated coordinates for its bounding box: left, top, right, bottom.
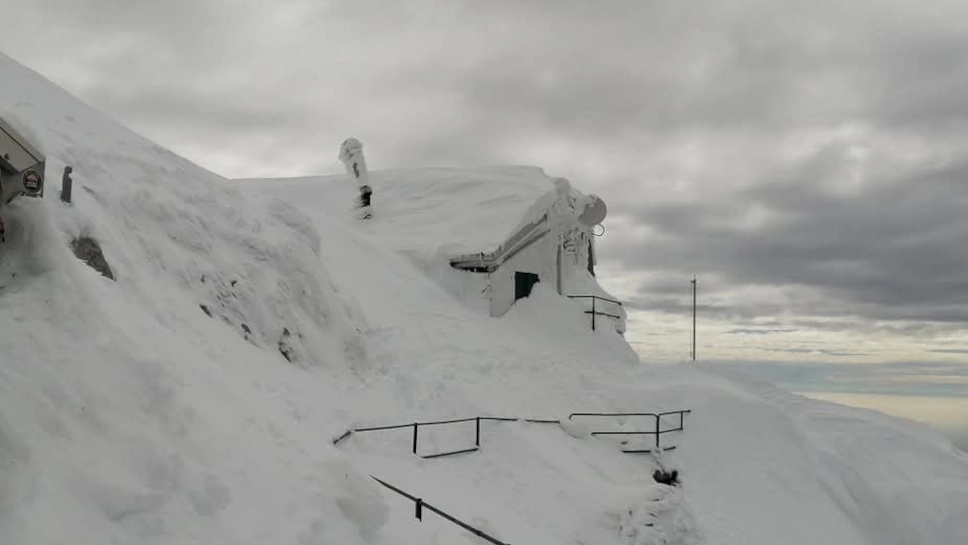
2, 51, 968, 545
0, 52, 386, 545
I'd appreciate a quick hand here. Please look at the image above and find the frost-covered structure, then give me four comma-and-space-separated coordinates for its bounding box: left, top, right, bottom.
450, 177, 625, 333
0, 113, 46, 206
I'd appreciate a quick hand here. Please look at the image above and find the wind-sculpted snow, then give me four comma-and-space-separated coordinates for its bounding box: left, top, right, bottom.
0, 52, 378, 544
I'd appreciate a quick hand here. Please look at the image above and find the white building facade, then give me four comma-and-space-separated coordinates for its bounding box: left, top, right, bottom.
450, 178, 625, 334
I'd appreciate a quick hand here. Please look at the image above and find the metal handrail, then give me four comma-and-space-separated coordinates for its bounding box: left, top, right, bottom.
334, 416, 519, 459
566, 294, 623, 331
450, 213, 551, 272
372, 476, 511, 545
569, 410, 691, 452
334, 410, 691, 456
362, 413, 691, 544
565, 294, 624, 306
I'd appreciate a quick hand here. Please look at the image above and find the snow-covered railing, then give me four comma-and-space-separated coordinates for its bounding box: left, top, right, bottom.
449, 212, 550, 272
333, 416, 520, 459
371, 476, 512, 545
334, 410, 691, 456
566, 294, 623, 332
569, 410, 691, 453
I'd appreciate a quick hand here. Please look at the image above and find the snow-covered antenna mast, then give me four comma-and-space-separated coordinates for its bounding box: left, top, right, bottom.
339, 137, 373, 220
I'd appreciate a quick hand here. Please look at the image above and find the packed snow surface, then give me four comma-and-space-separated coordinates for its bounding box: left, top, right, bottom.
2, 51, 967, 545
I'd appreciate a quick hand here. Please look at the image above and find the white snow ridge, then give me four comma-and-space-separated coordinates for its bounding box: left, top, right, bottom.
2, 51, 968, 545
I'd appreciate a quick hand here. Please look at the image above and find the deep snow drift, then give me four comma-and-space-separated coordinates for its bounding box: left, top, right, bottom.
2, 51, 968, 545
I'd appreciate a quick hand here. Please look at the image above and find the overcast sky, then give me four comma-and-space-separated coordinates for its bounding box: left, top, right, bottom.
4, 0, 968, 371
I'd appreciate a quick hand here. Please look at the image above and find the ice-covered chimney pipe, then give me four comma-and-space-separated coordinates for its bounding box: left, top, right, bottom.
339, 138, 369, 185
339, 137, 372, 218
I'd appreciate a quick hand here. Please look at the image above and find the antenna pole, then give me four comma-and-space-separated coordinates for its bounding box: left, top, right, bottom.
691, 277, 697, 361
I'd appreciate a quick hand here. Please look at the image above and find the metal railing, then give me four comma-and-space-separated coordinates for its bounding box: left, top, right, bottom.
568, 410, 691, 453
334, 416, 519, 459
334, 410, 691, 457
566, 295, 623, 331
371, 476, 511, 545
362, 413, 689, 544
449, 213, 551, 273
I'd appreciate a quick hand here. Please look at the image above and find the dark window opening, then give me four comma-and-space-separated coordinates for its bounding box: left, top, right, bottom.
515, 271, 539, 301
587, 241, 595, 276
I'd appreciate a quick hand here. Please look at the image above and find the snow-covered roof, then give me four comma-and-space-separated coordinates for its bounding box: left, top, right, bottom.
238, 164, 556, 260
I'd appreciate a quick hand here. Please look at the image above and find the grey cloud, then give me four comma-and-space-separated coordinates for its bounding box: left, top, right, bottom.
858, 34, 968, 129
759, 348, 868, 357
9, 0, 968, 178
606, 144, 968, 330
83, 86, 303, 133
710, 359, 968, 397
4, 1, 966, 159
29, 0, 221, 31
440, 1, 968, 149
728, 328, 799, 335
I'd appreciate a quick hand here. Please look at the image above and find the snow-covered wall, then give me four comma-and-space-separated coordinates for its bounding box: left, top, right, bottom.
486, 228, 554, 316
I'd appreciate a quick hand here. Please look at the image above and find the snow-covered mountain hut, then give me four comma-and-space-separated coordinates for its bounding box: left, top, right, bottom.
450, 178, 625, 334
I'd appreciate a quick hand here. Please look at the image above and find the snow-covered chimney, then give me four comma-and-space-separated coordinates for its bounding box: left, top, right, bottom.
339, 137, 373, 219
339, 137, 369, 186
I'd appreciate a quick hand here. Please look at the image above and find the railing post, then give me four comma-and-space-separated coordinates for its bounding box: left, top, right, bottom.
475, 417, 481, 447
655, 414, 661, 450
592, 298, 597, 331
61, 165, 73, 204
415, 497, 423, 520
413, 423, 419, 455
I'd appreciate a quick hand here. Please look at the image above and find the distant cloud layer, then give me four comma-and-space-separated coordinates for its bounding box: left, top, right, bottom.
3, 0, 968, 356
714, 360, 968, 397
716, 359, 968, 449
